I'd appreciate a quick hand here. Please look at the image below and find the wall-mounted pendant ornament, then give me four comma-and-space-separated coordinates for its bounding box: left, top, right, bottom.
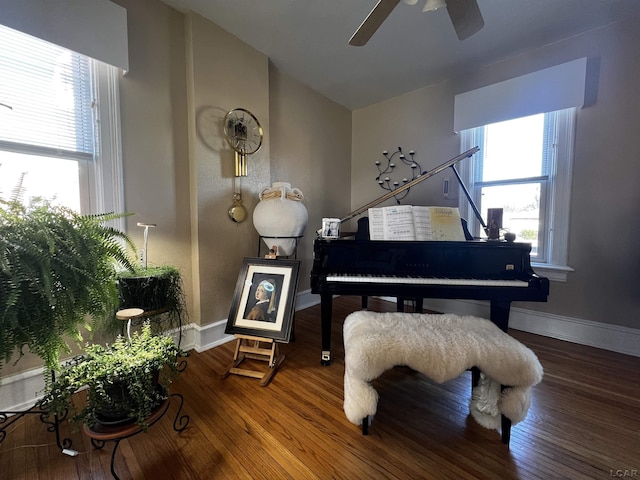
228, 192, 247, 223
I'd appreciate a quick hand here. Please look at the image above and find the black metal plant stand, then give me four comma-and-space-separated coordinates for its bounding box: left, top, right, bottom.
83, 393, 189, 480
0, 370, 73, 450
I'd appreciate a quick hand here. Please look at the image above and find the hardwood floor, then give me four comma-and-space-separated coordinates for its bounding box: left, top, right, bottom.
1, 296, 639, 479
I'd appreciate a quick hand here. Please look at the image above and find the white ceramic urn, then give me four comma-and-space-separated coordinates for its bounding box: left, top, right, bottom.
253, 182, 308, 256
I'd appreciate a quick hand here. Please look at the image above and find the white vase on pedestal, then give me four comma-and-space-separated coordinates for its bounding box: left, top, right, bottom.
253, 182, 308, 256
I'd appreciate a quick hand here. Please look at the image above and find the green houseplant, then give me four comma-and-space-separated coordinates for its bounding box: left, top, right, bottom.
116, 265, 187, 333
43, 322, 183, 429
115, 222, 187, 335
0, 197, 135, 374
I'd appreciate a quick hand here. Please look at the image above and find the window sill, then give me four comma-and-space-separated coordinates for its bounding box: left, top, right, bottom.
531, 263, 574, 282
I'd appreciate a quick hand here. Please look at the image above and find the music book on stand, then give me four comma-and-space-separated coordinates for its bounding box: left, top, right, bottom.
368, 205, 466, 241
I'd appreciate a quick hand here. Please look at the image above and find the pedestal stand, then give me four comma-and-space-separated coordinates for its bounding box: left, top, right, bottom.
116, 305, 185, 347
83, 393, 189, 480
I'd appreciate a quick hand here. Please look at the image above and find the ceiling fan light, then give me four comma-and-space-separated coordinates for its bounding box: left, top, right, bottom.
423, 0, 446, 12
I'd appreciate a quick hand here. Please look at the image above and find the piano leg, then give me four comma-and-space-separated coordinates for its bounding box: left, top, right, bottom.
486, 304, 514, 447
320, 293, 333, 366
396, 298, 424, 313
415, 298, 423, 313
490, 300, 511, 332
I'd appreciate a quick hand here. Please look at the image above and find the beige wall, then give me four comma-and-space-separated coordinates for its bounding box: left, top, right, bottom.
269, 66, 352, 288
352, 19, 640, 329
117, 3, 351, 329
1, 0, 351, 381
350, 81, 459, 232
183, 12, 351, 322
186, 12, 270, 324
117, 0, 192, 316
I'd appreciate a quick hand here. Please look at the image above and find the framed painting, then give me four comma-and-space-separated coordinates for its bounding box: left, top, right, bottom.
225, 257, 300, 342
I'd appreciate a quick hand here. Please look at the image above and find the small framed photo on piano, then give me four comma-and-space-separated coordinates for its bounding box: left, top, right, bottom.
225, 257, 300, 343
321, 218, 341, 239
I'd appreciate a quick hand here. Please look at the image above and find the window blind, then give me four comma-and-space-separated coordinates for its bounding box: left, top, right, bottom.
0, 25, 93, 161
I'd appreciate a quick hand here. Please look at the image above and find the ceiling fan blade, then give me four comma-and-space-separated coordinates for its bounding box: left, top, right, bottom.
446, 0, 484, 41
349, 0, 401, 46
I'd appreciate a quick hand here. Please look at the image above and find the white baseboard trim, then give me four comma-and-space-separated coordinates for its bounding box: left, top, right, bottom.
3, 291, 637, 411
418, 298, 640, 357
0, 367, 48, 412
189, 289, 321, 353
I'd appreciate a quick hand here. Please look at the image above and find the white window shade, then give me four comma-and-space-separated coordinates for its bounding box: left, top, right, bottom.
454, 58, 586, 133
0, 0, 128, 72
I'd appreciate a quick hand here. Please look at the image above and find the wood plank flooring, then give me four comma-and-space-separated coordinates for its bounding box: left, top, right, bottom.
1, 296, 639, 479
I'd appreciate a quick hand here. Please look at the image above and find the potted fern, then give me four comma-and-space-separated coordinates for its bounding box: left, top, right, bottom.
43, 323, 183, 429
0, 197, 135, 375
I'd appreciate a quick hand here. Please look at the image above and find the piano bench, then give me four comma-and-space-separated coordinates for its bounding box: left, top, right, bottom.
342, 311, 543, 447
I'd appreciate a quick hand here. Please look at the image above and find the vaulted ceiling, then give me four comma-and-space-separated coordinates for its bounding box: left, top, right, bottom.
160, 0, 640, 110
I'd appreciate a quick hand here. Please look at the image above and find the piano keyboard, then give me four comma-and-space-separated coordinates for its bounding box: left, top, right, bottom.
325, 274, 529, 287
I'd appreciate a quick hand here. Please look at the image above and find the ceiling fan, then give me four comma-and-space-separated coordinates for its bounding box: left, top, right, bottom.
349, 0, 484, 46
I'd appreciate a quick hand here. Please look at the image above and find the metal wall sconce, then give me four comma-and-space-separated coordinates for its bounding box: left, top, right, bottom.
374, 147, 423, 203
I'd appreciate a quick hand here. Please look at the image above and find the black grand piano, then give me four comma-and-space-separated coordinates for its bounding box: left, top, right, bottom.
310, 148, 550, 365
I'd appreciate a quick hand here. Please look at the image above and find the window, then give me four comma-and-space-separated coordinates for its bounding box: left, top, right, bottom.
0, 25, 124, 228
459, 108, 576, 281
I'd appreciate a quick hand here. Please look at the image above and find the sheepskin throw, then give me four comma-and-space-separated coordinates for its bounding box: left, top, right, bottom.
343, 311, 543, 431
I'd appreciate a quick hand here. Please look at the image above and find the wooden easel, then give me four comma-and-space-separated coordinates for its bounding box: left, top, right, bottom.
223, 245, 285, 386
222, 334, 285, 386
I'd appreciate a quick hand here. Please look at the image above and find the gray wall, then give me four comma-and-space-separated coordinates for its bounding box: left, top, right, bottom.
352, 19, 640, 330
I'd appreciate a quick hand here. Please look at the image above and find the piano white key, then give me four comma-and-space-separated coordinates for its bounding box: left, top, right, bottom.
325, 274, 529, 287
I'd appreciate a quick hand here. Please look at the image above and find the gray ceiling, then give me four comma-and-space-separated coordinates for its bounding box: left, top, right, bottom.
160, 0, 640, 110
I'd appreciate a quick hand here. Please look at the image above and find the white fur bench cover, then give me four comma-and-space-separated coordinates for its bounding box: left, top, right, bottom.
343, 311, 543, 430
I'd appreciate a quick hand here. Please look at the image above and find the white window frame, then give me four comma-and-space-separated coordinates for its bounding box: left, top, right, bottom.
458, 108, 576, 282
0, 52, 125, 232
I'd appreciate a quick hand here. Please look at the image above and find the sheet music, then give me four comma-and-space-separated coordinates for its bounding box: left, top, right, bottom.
417, 206, 466, 241
368, 205, 465, 241
381, 205, 416, 240
368, 208, 385, 240
412, 206, 433, 241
